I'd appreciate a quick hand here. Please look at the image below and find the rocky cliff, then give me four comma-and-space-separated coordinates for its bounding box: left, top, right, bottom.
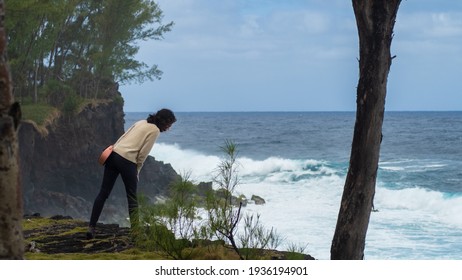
18, 93, 179, 225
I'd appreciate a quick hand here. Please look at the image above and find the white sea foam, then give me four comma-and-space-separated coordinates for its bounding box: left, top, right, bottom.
379, 160, 447, 172
152, 143, 219, 181
366, 186, 462, 259
375, 187, 462, 228
151, 143, 462, 260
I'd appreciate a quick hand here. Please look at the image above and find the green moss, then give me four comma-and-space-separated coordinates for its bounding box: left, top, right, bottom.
285, 252, 307, 260
25, 250, 166, 260
22, 217, 66, 231
21, 103, 59, 126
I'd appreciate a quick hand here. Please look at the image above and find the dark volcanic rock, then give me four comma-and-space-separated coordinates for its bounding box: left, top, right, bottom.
251, 195, 266, 205
24, 216, 133, 254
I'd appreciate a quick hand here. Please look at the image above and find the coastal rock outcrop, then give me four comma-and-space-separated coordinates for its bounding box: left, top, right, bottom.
251, 195, 266, 205
18, 93, 179, 225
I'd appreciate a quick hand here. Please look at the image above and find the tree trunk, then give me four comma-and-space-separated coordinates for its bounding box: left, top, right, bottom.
0, 0, 24, 259
330, 0, 401, 260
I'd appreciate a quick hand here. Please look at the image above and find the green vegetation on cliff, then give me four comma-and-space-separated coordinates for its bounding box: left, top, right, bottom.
21, 104, 58, 126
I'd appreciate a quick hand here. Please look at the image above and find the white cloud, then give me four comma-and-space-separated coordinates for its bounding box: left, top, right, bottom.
428, 12, 462, 37
266, 10, 331, 35
396, 11, 462, 38
153, 0, 356, 61
392, 11, 462, 59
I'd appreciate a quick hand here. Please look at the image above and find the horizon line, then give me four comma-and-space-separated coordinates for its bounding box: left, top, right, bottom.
124, 109, 462, 113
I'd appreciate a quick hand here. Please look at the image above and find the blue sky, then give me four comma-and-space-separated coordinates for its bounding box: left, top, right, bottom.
120, 0, 462, 112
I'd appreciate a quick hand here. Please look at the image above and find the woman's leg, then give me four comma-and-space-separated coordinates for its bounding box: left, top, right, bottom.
89, 155, 119, 227
119, 160, 138, 229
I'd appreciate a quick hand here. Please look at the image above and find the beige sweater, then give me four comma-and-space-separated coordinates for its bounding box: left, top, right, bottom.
113, 120, 160, 174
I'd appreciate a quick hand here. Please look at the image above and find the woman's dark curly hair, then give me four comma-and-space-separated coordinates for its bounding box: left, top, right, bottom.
147, 109, 176, 132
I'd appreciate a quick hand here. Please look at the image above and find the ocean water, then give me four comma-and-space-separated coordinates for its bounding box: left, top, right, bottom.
125, 111, 462, 260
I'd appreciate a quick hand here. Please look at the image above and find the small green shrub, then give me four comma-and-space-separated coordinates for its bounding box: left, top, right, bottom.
205, 140, 244, 258
285, 242, 309, 260
135, 175, 205, 260
62, 92, 83, 115
238, 213, 283, 259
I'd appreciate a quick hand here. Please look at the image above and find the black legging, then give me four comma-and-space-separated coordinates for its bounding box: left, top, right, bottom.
89, 152, 138, 228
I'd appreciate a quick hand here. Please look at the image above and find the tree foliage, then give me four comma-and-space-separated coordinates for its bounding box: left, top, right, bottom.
5, 0, 173, 103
